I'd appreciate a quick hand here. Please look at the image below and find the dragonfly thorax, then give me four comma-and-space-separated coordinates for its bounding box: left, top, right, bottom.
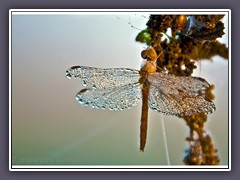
140, 61, 157, 73
139, 60, 157, 87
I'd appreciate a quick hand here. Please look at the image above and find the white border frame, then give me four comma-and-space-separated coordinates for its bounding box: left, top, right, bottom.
9, 9, 231, 171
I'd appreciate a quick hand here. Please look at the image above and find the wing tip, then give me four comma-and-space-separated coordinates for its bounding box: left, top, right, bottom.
66, 66, 82, 79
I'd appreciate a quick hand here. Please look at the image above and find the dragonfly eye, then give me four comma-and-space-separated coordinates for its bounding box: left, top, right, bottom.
141, 49, 148, 59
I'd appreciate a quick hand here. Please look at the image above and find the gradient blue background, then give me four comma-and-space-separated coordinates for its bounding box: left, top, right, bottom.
11, 12, 229, 166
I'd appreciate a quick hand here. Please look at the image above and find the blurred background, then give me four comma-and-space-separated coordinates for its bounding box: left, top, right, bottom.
11, 12, 229, 166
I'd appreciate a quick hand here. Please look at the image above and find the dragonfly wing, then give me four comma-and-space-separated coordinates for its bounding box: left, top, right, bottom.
148, 72, 216, 116
174, 93, 216, 116
76, 82, 141, 111
148, 72, 211, 96
148, 85, 184, 116
66, 66, 140, 89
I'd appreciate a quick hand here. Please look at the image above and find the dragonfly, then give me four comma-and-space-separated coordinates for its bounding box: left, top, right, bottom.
66, 47, 216, 152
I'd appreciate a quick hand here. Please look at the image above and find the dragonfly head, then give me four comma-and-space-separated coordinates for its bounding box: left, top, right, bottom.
141, 47, 158, 62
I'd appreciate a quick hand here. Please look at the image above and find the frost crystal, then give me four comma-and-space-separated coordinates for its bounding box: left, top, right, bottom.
66, 66, 215, 116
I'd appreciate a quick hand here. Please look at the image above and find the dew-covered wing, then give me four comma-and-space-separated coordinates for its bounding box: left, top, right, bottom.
148, 85, 184, 116
148, 72, 216, 116
66, 66, 140, 89
148, 72, 211, 96
76, 82, 141, 111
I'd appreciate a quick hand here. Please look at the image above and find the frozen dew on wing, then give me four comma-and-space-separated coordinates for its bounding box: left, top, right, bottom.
148, 72, 210, 96
67, 66, 141, 111
75, 83, 141, 111
147, 71, 216, 117
66, 64, 216, 117
66, 66, 140, 89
